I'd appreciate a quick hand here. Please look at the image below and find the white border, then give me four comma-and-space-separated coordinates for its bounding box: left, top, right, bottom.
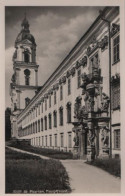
1, 0, 125, 195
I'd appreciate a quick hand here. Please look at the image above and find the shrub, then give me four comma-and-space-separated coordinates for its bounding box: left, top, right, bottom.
7, 141, 73, 160
86, 158, 121, 177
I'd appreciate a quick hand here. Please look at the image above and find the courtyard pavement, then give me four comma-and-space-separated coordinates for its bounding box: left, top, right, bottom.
6, 146, 120, 193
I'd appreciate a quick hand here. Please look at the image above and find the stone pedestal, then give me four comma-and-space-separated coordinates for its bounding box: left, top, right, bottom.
73, 146, 79, 159
87, 146, 95, 161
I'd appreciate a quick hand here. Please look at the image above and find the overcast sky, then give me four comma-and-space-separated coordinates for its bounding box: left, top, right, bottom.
5, 6, 104, 108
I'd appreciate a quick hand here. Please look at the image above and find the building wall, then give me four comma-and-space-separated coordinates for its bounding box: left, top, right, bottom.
16, 7, 120, 157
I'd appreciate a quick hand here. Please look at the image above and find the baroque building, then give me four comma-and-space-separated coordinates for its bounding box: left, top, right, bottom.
10, 7, 120, 160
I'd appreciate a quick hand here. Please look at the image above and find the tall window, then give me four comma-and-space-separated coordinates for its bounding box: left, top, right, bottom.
45, 99, 47, 111
44, 116, 47, 130
41, 102, 43, 113
112, 82, 120, 110
24, 51, 30, 63
38, 105, 40, 115
59, 107, 63, 126
24, 69, 30, 86
35, 122, 37, 133
77, 69, 81, 88
113, 35, 120, 63
41, 118, 43, 131
68, 78, 71, 95
55, 134, 57, 147
49, 96, 51, 108
48, 113, 52, 129
68, 133, 72, 148
50, 135, 52, 147
45, 136, 47, 147
54, 91, 56, 105
114, 129, 120, 149
53, 110, 57, 127
66, 102, 71, 123
60, 133, 64, 147
60, 85, 63, 100
42, 136, 44, 146
38, 120, 40, 132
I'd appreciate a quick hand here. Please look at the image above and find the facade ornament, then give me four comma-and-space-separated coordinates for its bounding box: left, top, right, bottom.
80, 56, 87, 67
66, 70, 71, 78
48, 88, 53, 95
75, 61, 81, 69
71, 67, 75, 76
61, 76, 66, 83
101, 126, 109, 147
44, 93, 48, 99
88, 130, 95, 147
73, 135, 79, 147
111, 73, 120, 83
101, 93, 110, 112
53, 83, 59, 90
98, 36, 108, 52
111, 23, 120, 37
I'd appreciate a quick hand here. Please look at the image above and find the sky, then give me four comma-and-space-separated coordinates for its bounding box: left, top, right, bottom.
5, 6, 104, 108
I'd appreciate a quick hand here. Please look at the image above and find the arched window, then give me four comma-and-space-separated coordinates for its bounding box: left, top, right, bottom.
24, 69, 30, 85
53, 110, 57, 127
24, 49, 30, 63
48, 113, 52, 129
59, 106, 63, 126
66, 102, 72, 123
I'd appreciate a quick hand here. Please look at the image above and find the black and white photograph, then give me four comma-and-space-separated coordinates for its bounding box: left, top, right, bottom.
3, 0, 124, 194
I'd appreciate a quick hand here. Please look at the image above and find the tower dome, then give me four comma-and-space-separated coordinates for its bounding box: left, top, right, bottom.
15, 14, 36, 45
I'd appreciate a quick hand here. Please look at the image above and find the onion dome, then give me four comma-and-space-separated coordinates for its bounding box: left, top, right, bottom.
15, 14, 36, 45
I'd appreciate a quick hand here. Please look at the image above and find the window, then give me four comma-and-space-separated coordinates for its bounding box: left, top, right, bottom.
59, 107, 63, 126
54, 91, 56, 105
48, 113, 52, 129
68, 78, 71, 95
35, 122, 37, 133
114, 129, 120, 149
24, 52, 30, 63
55, 134, 57, 147
67, 102, 71, 123
60, 85, 63, 100
38, 105, 40, 115
45, 136, 47, 147
113, 35, 120, 63
50, 135, 52, 147
68, 133, 72, 148
39, 137, 40, 146
49, 96, 51, 108
77, 69, 81, 88
45, 100, 47, 111
41, 102, 43, 113
41, 118, 43, 131
24, 69, 30, 86
44, 116, 47, 130
38, 120, 40, 132
53, 110, 57, 127
42, 136, 44, 147
112, 83, 120, 110
60, 133, 64, 147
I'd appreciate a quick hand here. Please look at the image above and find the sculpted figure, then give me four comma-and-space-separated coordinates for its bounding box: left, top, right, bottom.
101, 93, 110, 112
101, 127, 109, 147
88, 130, 95, 147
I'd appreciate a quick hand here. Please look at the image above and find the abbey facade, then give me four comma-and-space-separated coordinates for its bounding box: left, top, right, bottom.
10, 7, 120, 160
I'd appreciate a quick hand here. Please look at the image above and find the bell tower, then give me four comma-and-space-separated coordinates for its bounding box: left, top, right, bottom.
10, 14, 39, 138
